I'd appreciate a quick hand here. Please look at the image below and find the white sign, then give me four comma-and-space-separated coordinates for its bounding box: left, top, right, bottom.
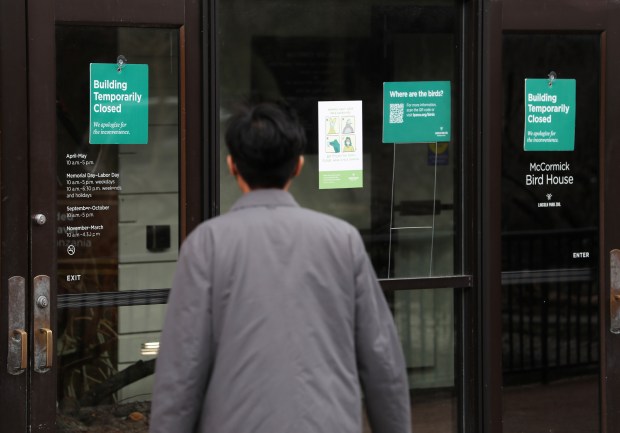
318, 100, 363, 189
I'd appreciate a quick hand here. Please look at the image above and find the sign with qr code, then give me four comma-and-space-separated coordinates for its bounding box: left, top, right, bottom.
382, 81, 451, 143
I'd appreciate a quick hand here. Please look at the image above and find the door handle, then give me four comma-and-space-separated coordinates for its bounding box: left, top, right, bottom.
7, 276, 27, 375
12, 330, 28, 370
611, 250, 620, 334
33, 275, 53, 373
39, 328, 53, 368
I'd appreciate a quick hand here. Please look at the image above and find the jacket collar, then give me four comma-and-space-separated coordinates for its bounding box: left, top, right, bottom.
230, 189, 299, 212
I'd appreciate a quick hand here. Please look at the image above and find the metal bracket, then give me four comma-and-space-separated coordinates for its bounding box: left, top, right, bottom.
548, 70, 557, 87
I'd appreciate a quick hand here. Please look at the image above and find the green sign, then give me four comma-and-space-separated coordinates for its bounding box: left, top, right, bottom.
319, 171, 363, 189
90, 63, 149, 144
524, 78, 576, 151
382, 81, 451, 143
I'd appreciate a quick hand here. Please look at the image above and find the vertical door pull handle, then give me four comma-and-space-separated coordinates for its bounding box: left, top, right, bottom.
9, 329, 28, 373
7, 276, 27, 375
33, 275, 52, 373
39, 328, 53, 368
14, 330, 28, 369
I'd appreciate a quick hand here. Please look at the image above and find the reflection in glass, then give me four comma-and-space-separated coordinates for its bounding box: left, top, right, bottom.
218, 0, 460, 280
56, 26, 179, 431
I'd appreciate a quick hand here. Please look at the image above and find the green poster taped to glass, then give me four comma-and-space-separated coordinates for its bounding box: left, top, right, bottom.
382, 81, 451, 143
90, 63, 149, 144
524, 78, 576, 151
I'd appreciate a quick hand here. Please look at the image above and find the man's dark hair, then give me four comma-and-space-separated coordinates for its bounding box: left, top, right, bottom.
225, 101, 307, 189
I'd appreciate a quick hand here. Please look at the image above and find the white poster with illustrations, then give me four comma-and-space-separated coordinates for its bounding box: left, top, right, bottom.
318, 100, 363, 189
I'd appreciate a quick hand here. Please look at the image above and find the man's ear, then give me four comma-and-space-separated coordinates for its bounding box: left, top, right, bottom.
228, 155, 252, 193
293, 155, 304, 177
227, 155, 237, 177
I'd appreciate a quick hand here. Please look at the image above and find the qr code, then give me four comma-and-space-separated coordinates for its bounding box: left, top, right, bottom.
389, 103, 404, 124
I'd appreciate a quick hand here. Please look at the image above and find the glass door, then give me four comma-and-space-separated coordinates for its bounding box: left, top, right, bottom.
484, 1, 620, 432
501, 32, 601, 433
55, 26, 181, 432
0, 0, 202, 431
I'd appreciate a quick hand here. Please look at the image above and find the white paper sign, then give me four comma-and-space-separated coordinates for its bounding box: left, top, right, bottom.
318, 100, 363, 189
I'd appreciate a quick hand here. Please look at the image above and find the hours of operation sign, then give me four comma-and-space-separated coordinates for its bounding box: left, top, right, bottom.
90, 63, 149, 144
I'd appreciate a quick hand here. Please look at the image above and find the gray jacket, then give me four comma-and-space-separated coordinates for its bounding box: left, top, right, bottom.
150, 189, 411, 433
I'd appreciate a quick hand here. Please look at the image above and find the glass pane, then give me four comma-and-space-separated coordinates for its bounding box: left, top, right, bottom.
501, 34, 600, 433
56, 26, 179, 431
361, 288, 459, 433
395, 288, 458, 433
218, 3, 462, 431
218, 0, 461, 279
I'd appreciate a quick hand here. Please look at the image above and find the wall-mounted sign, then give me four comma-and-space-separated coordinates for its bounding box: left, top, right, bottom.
382, 81, 451, 143
89, 63, 149, 144
318, 100, 363, 189
524, 78, 576, 151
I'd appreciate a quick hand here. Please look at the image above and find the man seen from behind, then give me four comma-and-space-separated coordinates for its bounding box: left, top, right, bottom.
150, 101, 412, 433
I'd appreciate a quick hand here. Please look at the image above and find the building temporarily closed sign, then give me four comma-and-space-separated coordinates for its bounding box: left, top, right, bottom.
89, 63, 149, 144
523, 78, 576, 151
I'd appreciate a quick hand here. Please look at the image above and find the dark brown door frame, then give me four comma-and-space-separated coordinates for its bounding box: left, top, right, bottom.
0, 0, 30, 431
604, 6, 620, 430
28, 2, 57, 430
480, 0, 503, 430
482, 0, 620, 432
1, 0, 203, 430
